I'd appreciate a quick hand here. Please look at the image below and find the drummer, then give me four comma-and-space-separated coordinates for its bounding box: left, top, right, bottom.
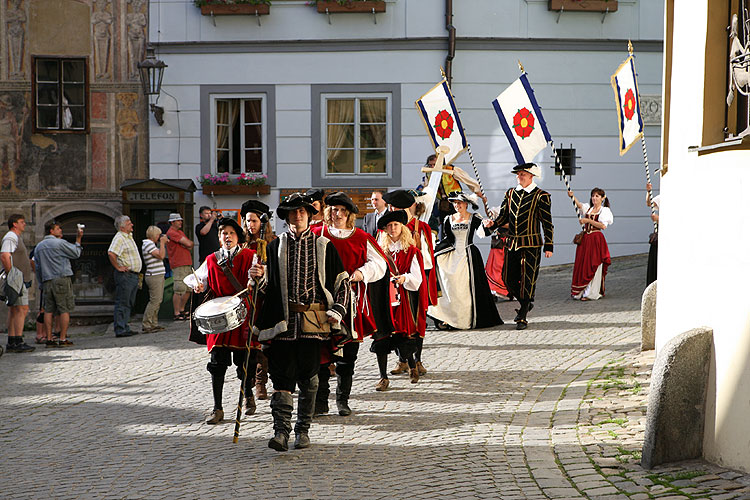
185, 217, 264, 425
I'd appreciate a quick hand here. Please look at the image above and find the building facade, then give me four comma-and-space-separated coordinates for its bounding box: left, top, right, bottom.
150, 0, 663, 265
0, 0, 150, 319
657, 0, 750, 472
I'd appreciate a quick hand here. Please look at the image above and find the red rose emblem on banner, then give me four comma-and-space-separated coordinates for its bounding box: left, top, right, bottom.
623, 88, 636, 120
513, 107, 535, 139
433, 110, 454, 139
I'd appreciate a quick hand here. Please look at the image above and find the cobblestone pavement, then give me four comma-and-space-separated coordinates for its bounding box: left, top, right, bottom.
2, 254, 749, 499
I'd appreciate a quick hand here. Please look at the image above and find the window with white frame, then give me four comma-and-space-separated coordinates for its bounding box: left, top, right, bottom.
322, 94, 390, 176
211, 95, 266, 174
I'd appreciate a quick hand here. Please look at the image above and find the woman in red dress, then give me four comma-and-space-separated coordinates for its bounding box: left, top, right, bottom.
370, 210, 427, 391
568, 188, 613, 301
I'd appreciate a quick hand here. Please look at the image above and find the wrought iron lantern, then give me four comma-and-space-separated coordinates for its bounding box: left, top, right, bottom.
137, 45, 167, 126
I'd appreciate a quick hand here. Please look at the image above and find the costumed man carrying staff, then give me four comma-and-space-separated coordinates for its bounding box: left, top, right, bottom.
383, 189, 435, 377
184, 218, 264, 424
256, 193, 351, 452
311, 192, 389, 414
483, 163, 554, 330
240, 199, 275, 401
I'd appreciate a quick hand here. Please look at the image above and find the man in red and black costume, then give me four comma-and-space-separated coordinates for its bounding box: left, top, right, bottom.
185, 218, 263, 424
311, 191, 390, 416
383, 189, 436, 376
256, 193, 351, 452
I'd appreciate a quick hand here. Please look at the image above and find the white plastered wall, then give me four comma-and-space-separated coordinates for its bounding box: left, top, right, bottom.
657, 2, 750, 472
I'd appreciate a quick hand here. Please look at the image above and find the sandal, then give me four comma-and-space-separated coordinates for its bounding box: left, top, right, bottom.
35, 337, 46, 344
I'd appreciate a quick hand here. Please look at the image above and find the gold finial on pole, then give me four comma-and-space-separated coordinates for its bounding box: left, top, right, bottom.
518, 60, 525, 73
628, 39, 634, 55
440, 66, 446, 79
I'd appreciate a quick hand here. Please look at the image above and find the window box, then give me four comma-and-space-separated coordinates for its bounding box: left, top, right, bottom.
202, 184, 270, 195
199, 3, 270, 16
316, 1, 386, 14
548, 0, 617, 12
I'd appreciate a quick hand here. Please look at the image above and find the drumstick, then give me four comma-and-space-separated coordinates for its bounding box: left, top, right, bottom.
219, 287, 250, 306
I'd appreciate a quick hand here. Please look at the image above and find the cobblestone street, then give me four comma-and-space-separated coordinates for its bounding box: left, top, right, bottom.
2, 254, 749, 499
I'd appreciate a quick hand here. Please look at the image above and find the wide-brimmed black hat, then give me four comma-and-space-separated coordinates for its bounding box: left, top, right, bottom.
511, 162, 541, 177
447, 191, 479, 210
217, 218, 246, 245
324, 192, 359, 214
240, 199, 270, 219
305, 188, 325, 202
277, 192, 318, 220
377, 209, 409, 230
382, 189, 415, 209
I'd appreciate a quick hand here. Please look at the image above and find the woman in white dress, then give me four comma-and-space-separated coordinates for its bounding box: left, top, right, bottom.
428, 192, 503, 330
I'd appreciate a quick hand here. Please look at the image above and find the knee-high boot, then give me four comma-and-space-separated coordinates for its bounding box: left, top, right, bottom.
255, 350, 269, 400
294, 375, 318, 449
314, 364, 330, 416
268, 391, 294, 452
336, 371, 353, 416
206, 362, 227, 425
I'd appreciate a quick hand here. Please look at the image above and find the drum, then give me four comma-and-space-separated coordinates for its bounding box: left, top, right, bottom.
193, 296, 248, 335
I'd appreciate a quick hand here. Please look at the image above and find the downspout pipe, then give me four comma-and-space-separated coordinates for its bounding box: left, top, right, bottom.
445, 0, 455, 86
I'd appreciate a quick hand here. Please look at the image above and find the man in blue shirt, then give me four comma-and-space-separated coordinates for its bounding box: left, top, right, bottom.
34, 220, 83, 347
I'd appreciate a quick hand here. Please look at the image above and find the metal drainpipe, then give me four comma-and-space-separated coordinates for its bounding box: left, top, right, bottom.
446, 0, 455, 86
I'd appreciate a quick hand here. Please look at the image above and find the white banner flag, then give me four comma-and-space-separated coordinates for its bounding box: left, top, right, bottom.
415, 80, 468, 165
611, 56, 644, 155
492, 73, 552, 165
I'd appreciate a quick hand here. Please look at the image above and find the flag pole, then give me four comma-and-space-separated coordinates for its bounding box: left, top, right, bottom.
641, 135, 658, 233
550, 143, 582, 221
627, 41, 658, 234
465, 144, 490, 215
442, 68, 490, 216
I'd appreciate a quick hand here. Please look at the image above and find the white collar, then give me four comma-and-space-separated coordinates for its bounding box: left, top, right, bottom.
515, 181, 537, 193
219, 245, 239, 260
388, 240, 404, 252
329, 226, 354, 238
375, 208, 387, 216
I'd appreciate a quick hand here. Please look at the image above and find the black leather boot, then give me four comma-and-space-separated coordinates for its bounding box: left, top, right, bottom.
336, 372, 353, 416
294, 375, 318, 449
268, 391, 293, 452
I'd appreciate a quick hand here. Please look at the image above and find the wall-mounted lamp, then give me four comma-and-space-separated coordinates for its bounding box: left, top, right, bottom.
137, 45, 168, 126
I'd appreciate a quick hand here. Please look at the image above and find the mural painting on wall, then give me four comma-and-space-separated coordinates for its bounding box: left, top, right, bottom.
116, 92, 143, 184
92, 0, 113, 80
0, 93, 27, 191
126, 0, 147, 80
0, 93, 86, 193
6, 0, 27, 80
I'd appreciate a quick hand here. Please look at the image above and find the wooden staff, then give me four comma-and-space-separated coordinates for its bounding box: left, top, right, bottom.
233, 214, 268, 444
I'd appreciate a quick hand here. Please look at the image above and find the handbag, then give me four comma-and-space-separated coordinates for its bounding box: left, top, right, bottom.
297, 304, 331, 334
648, 232, 658, 245
572, 231, 584, 245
